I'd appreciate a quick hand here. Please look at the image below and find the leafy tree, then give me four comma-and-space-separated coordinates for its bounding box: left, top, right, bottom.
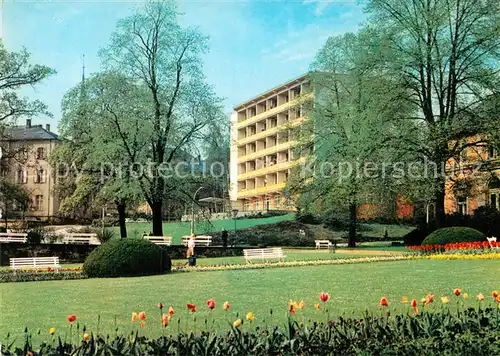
99, 0, 225, 235
0, 178, 30, 228
288, 30, 413, 247
365, 0, 500, 225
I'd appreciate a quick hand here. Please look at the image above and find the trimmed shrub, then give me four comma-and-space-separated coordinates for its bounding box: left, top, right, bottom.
422, 226, 485, 245
296, 212, 321, 225
83, 239, 171, 278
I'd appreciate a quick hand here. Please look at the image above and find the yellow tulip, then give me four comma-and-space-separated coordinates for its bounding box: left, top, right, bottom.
246, 312, 255, 321
463, 293, 469, 300
298, 300, 305, 310
314, 303, 320, 311
232, 319, 242, 328
441, 296, 450, 304
83, 333, 90, 341
477, 293, 485, 301
401, 296, 408, 304
49, 328, 56, 335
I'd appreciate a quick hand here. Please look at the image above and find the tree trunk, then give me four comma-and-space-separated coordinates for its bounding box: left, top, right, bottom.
348, 202, 357, 248
434, 187, 446, 228
151, 200, 163, 236
116, 202, 127, 238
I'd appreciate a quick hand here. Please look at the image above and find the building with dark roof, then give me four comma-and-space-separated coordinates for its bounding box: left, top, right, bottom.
0, 118, 61, 220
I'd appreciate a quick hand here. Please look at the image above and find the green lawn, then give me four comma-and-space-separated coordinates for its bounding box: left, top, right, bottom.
121, 214, 296, 243
1, 259, 499, 345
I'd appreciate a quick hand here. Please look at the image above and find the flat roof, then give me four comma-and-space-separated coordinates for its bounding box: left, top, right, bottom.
233, 72, 310, 111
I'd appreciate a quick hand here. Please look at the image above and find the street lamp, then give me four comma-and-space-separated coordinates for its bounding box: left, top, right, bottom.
190, 186, 206, 235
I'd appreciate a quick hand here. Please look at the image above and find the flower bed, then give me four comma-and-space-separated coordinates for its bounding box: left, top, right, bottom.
0, 267, 85, 283
409, 240, 499, 254
2, 290, 500, 355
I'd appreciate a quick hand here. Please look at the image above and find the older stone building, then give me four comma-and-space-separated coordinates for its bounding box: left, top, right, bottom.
1, 119, 60, 220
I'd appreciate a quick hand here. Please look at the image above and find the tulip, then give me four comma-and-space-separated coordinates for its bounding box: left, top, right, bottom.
168, 306, 175, 316
425, 294, 434, 305
289, 303, 296, 315
496, 295, 500, 303
140, 321, 146, 328
131, 312, 138, 323
410, 299, 417, 308
441, 296, 450, 304
157, 302, 164, 310
477, 293, 485, 301
67, 314, 77, 323
401, 296, 408, 304
320, 292, 330, 302
463, 293, 469, 300
493, 291, 499, 298
298, 300, 305, 310
49, 328, 56, 335
246, 312, 255, 321
187, 303, 197, 313
379, 297, 389, 307
453, 288, 461, 297
83, 333, 90, 341
314, 303, 320, 311
162, 314, 170, 327
207, 299, 216, 310
233, 319, 242, 328
138, 312, 146, 321
223, 301, 231, 311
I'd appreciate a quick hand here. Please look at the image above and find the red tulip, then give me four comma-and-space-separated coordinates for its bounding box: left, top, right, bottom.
187, 303, 197, 313
157, 302, 164, 310
138, 312, 146, 321
67, 314, 77, 323
453, 288, 461, 297
379, 297, 389, 307
207, 299, 216, 310
319, 292, 330, 302
410, 299, 417, 308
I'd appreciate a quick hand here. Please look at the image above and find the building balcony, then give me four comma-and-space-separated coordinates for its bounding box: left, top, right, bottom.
236, 117, 304, 147
236, 92, 313, 130
237, 160, 298, 181
238, 140, 297, 163
237, 182, 287, 199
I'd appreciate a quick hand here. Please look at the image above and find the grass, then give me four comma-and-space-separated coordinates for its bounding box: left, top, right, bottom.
1, 258, 498, 345
120, 214, 295, 243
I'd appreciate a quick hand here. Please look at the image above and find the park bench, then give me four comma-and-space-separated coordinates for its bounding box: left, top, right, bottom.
315, 240, 334, 250
143, 235, 173, 246
10, 257, 61, 273
182, 235, 212, 247
243, 247, 286, 263
0, 232, 28, 243
64, 233, 100, 245
487, 236, 498, 249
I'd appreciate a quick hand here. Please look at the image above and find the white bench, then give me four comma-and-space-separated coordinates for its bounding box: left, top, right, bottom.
487, 236, 498, 249
243, 247, 286, 263
143, 235, 172, 246
315, 240, 333, 250
182, 235, 212, 247
0, 233, 28, 243
64, 233, 100, 245
10, 257, 61, 273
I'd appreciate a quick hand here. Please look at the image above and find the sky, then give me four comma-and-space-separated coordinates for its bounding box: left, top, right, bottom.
1, 0, 365, 132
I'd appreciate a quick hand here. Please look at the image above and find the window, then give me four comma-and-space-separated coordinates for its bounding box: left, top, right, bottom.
35, 195, 44, 211
36, 147, 45, 160
490, 194, 498, 210
457, 197, 467, 215
16, 168, 28, 184
265, 198, 271, 211
34, 169, 45, 183
488, 146, 497, 159
244, 200, 250, 212
254, 200, 260, 211
275, 196, 281, 209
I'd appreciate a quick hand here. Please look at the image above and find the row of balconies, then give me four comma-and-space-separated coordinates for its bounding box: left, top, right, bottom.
237, 84, 307, 124
237, 108, 303, 141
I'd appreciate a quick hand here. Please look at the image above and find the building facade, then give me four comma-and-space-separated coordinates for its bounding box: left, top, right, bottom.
444, 139, 499, 215
229, 74, 311, 212
0, 119, 60, 220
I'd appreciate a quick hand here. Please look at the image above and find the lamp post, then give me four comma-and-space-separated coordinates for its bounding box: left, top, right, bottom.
190, 186, 206, 235
232, 208, 238, 233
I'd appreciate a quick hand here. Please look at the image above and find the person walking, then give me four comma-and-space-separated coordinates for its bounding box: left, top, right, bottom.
186, 234, 196, 266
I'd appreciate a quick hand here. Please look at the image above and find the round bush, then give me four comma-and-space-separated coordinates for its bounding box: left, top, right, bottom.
83, 239, 171, 278
422, 227, 485, 245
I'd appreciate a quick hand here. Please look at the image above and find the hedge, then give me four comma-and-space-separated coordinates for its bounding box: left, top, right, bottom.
422, 227, 485, 245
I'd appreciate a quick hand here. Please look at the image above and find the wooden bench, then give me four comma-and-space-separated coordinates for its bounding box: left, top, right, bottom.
315, 240, 334, 250
0, 232, 28, 243
143, 235, 173, 246
182, 235, 212, 247
243, 247, 286, 263
487, 236, 498, 249
10, 257, 61, 273
64, 233, 100, 245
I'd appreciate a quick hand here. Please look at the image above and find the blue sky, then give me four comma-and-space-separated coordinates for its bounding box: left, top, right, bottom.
2, 0, 365, 132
